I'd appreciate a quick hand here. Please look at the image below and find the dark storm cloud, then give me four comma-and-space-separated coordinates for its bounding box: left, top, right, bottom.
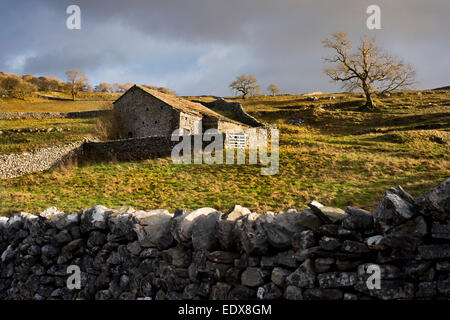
0, 0, 448, 95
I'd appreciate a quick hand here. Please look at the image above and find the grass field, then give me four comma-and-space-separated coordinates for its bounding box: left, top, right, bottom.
0, 90, 448, 216
0, 118, 96, 154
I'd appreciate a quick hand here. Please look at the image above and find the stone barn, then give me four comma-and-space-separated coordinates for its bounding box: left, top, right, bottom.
113, 85, 250, 138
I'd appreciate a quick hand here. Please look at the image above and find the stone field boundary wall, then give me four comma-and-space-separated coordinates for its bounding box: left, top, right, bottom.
0, 134, 229, 179
0, 140, 87, 179
0, 179, 449, 300
0, 110, 111, 120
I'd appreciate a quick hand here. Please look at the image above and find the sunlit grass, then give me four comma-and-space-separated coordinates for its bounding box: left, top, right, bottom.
0, 118, 96, 154
0, 90, 449, 216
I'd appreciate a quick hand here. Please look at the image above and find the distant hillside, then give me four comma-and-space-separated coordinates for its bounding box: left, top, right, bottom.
432, 86, 450, 90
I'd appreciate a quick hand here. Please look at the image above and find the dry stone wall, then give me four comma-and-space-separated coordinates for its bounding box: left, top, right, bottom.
0, 179, 449, 300
0, 110, 110, 120
0, 140, 87, 179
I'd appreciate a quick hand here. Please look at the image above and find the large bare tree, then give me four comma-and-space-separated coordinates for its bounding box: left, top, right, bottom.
323, 32, 416, 110
229, 74, 260, 99
65, 70, 89, 100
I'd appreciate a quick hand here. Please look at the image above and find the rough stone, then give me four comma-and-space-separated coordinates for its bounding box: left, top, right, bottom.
366, 235, 385, 250
228, 285, 256, 300
210, 282, 232, 300
207, 251, 239, 264
271, 267, 291, 287
308, 201, 346, 224
236, 213, 269, 255
417, 244, 450, 259
161, 248, 191, 268
283, 285, 303, 300
373, 186, 417, 232
80, 206, 111, 233
317, 272, 357, 288
381, 216, 427, 251
314, 258, 335, 273
275, 250, 297, 268
415, 178, 450, 220
191, 210, 221, 251
431, 221, 450, 239
216, 205, 250, 251
342, 207, 373, 231
355, 280, 414, 300
133, 209, 174, 249
292, 230, 316, 251
319, 236, 341, 251
341, 240, 369, 254
241, 267, 264, 287
416, 282, 437, 297
286, 259, 315, 288
295, 209, 323, 230
257, 283, 282, 300
303, 288, 343, 300
178, 208, 220, 245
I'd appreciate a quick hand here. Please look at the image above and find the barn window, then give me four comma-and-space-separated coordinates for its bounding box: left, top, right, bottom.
154, 121, 158, 124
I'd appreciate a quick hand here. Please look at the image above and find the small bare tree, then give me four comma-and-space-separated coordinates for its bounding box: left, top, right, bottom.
0, 75, 36, 99
267, 83, 281, 96
229, 74, 260, 99
323, 32, 415, 110
96, 82, 113, 92
65, 70, 89, 100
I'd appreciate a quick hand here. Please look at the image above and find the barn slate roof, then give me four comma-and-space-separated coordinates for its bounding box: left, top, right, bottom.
114, 85, 248, 127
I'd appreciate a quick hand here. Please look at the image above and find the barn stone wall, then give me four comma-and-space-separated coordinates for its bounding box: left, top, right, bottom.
114, 87, 180, 138
179, 112, 202, 135
0, 179, 449, 300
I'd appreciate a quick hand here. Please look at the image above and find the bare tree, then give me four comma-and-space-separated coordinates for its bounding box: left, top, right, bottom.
65, 70, 89, 100
0, 75, 36, 99
267, 83, 281, 96
15, 80, 36, 100
96, 82, 113, 92
229, 74, 260, 99
323, 32, 415, 110
142, 85, 177, 96
120, 83, 134, 91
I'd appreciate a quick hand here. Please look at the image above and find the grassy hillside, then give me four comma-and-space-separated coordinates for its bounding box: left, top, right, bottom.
0, 91, 118, 112
0, 90, 448, 216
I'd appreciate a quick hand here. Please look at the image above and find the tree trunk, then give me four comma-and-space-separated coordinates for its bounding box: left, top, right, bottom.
242, 92, 247, 99
361, 87, 376, 111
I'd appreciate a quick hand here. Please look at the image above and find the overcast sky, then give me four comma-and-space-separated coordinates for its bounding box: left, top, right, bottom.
1, 0, 449, 95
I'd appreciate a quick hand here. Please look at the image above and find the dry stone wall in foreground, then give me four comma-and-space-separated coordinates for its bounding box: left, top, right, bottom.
0, 179, 449, 300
